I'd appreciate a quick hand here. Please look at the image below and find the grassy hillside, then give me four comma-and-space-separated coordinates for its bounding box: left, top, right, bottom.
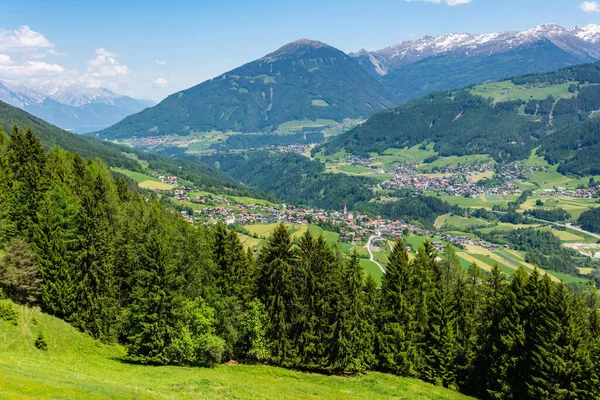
0, 300, 471, 400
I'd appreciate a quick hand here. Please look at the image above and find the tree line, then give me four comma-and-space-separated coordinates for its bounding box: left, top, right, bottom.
1, 126, 600, 398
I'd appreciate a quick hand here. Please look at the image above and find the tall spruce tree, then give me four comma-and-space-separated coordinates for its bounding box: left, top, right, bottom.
516, 270, 561, 399
453, 263, 482, 391
0, 126, 12, 246
257, 223, 297, 367
73, 173, 118, 340
377, 239, 420, 376
124, 201, 184, 363
422, 249, 458, 388
552, 283, 594, 398
294, 231, 339, 370
486, 267, 527, 399
33, 181, 79, 319
330, 252, 374, 373
469, 264, 507, 398
6, 126, 47, 240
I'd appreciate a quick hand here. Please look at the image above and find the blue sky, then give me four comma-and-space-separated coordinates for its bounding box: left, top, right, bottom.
0, 0, 598, 101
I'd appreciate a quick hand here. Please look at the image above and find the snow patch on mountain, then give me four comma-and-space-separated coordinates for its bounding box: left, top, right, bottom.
354, 23, 600, 74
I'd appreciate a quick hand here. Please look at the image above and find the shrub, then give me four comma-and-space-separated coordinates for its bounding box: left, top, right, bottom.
0, 302, 18, 326
35, 332, 48, 351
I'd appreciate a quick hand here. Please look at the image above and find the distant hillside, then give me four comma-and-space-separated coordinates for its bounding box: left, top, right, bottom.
93, 39, 396, 140
352, 23, 600, 103
0, 99, 266, 197
318, 61, 600, 174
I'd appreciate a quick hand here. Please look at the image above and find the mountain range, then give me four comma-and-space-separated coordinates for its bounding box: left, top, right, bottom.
0, 81, 153, 133
353, 23, 600, 102
91, 23, 600, 142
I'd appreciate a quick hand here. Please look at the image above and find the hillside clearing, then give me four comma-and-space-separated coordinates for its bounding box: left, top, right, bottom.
0, 302, 470, 399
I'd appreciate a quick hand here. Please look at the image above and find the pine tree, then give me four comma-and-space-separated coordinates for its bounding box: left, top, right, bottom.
422, 252, 457, 388
73, 174, 118, 340
294, 231, 339, 370
33, 181, 79, 319
124, 202, 184, 364
256, 223, 297, 367
552, 284, 594, 399
6, 126, 48, 240
362, 273, 378, 369
213, 224, 255, 300
377, 239, 419, 376
454, 263, 482, 391
484, 267, 526, 399
330, 252, 374, 373
0, 238, 40, 305
516, 270, 561, 399
469, 264, 510, 399
0, 126, 13, 245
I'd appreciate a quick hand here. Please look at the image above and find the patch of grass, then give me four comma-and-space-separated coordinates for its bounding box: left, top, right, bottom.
360, 259, 383, 285
311, 99, 329, 107
417, 154, 493, 171
112, 168, 159, 184
470, 80, 576, 103
237, 233, 264, 249
138, 180, 174, 191
549, 229, 585, 242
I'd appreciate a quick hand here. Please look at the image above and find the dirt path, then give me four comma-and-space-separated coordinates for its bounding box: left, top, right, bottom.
365, 235, 385, 274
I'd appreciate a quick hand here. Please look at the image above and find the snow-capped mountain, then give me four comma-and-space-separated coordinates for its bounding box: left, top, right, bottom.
353, 23, 600, 74
0, 82, 154, 133
37, 82, 154, 111
0, 81, 46, 108
351, 23, 600, 103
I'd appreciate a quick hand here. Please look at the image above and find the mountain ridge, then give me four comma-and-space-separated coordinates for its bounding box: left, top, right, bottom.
352, 23, 600, 74
92, 39, 396, 139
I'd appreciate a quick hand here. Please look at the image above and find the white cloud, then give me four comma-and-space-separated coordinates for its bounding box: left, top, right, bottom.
156, 59, 166, 66
46, 49, 66, 57
0, 26, 54, 52
152, 78, 169, 88
85, 48, 130, 77
0, 53, 66, 77
0, 54, 11, 65
405, 0, 472, 5
580, 1, 600, 12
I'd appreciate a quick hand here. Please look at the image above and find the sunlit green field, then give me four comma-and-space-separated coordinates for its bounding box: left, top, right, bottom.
0, 301, 472, 400
470, 80, 576, 103
112, 168, 160, 184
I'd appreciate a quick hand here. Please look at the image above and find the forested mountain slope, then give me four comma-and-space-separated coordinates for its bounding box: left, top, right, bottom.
93, 39, 396, 139
381, 39, 585, 103
0, 99, 266, 197
319, 61, 600, 174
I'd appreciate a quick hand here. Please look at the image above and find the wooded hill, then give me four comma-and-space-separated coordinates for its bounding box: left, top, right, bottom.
0, 99, 268, 199
318, 61, 600, 175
